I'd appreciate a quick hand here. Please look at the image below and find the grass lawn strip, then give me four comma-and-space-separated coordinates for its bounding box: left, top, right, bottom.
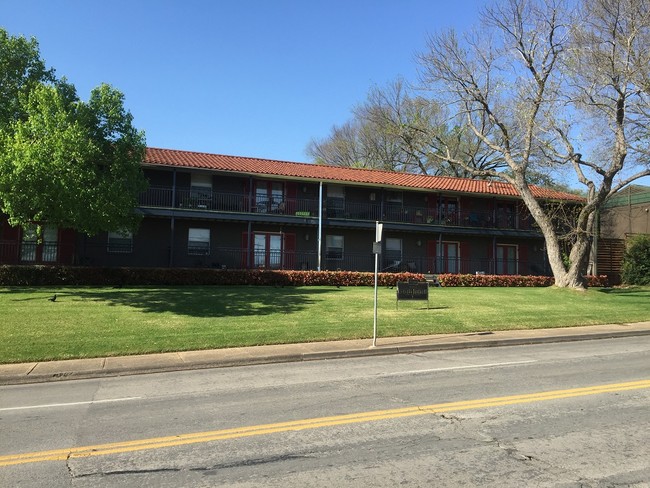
1, 285, 648, 364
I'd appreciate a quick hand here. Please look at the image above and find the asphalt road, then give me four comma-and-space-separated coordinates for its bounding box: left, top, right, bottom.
1, 336, 649, 487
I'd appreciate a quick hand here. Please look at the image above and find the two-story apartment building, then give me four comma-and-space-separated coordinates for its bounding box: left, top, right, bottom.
0, 147, 585, 275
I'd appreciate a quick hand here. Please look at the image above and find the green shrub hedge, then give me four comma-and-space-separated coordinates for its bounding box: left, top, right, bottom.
0, 266, 422, 287
437, 274, 554, 287
0, 265, 608, 287
621, 235, 650, 285
437, 274, 608, 287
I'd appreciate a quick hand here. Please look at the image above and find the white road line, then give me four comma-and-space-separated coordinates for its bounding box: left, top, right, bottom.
0, 397, 142, 412
377, 360, 537, 377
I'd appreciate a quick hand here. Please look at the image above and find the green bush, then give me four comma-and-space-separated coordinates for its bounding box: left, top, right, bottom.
437, 274, 554, 287
621, 235, 650, 285
0, 266, 424, 287
436, 274, 607, 287
0, 266, 610, 288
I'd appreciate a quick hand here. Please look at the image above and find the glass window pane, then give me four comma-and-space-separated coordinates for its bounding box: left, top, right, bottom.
254, 234, 266, 267
108, 231, 133, 254
384, 238, 402, 264
20, 225, 37, 261
42, 225, 58, 262
191, 173, 212, 188
188, 228, 210, 255
385, 238, 401, 251
386, 191, 402, 203
269, 235, 282, 268
496, 244, 517, 275
326, 235, 344, 259
327, 185, 345, 198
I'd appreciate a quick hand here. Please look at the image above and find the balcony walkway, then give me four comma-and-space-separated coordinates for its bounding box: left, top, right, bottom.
139, 186, 537, 232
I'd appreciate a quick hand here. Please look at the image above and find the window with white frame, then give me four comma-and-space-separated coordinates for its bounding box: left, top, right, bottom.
107, 231, 133, 253
42, 225, 58, 261
326, 235, 344, 260
20, 224, 38, 262
326, 185, 345, 217
255, 181, 284, 213
190, 173, 212, 207
496, 244, 518, 275
385, 238, 402, 265
188, 228, 210, 255
386, 191, 403, 203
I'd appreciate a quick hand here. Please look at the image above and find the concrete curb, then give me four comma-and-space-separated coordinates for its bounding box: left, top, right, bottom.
2, 325, 650, 385
304, 328, 650, 360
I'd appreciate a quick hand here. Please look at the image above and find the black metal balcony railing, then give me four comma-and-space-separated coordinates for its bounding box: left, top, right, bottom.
139, 187, 535, 231
137, 246, 539, 276
140, 187, 320, 217
8, 238, 546, 276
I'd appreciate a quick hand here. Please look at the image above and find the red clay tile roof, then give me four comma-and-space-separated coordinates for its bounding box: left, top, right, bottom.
144, 147, 584, 202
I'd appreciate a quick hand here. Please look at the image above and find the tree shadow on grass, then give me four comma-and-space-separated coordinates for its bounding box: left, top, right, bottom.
5, 286, 343, 318
597, 287, 650, 298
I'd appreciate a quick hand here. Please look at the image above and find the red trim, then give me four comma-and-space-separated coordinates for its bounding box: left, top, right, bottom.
284, 233, 296, 269
58, 229, 76, 265
285, 183, 297, 214
460, 241, 470, 273
518, 244, 528, 275
0, 219, 20, 264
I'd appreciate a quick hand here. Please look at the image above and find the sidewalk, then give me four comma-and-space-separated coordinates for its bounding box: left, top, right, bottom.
2, 322, 650, 385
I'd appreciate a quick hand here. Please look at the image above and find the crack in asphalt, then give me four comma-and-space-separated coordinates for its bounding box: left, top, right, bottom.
66, 454, 316, 479
436, 412, 537, 464
72, 467, 182, 478
190, 453, 316, 475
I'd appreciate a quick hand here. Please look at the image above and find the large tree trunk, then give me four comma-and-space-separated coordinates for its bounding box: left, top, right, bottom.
537, 224, 591, 290
516, 182, 591, 290
555, 237, 591, 289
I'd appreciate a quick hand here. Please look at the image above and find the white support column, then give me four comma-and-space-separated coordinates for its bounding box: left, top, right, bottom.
317, 181, 323, 271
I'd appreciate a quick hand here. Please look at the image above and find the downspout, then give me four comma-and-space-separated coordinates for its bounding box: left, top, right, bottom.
591, 209, 599, 276
169, 169, 177, 267
628, 185, 632, 235
317, 181, 323, 271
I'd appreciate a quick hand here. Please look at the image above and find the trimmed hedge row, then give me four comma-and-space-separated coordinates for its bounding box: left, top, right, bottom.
437, 274, 554, 287
0, 265, 608, 287
438, 273, 608, 287
0, 265, 422, 287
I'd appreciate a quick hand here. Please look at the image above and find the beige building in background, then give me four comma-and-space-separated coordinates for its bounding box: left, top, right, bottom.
594, 185, 650, 284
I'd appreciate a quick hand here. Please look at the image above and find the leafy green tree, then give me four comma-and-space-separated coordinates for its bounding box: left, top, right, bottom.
0, 28, 146, 236
0, 29, 54, 131
621, 235, 650, 285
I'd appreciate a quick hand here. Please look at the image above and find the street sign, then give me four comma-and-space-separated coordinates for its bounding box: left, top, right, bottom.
372, 221, 383, 348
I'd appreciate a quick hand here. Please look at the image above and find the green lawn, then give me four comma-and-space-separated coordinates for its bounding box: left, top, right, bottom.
1, 285, 649, 363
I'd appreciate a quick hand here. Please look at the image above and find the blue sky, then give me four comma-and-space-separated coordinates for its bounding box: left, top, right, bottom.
1, 0, 485, 163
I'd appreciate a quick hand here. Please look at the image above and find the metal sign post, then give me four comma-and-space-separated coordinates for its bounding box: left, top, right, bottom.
372, 222, 383, 348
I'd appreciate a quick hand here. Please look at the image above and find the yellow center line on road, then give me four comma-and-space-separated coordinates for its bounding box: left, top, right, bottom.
2, 378, 649, 467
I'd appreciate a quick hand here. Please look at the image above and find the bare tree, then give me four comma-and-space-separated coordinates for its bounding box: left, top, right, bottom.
306, 121, 369, 168
307, 79, 504, 176
418, 0, 650, 288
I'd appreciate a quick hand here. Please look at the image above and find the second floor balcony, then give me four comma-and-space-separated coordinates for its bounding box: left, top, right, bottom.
139, 186, 536, 231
